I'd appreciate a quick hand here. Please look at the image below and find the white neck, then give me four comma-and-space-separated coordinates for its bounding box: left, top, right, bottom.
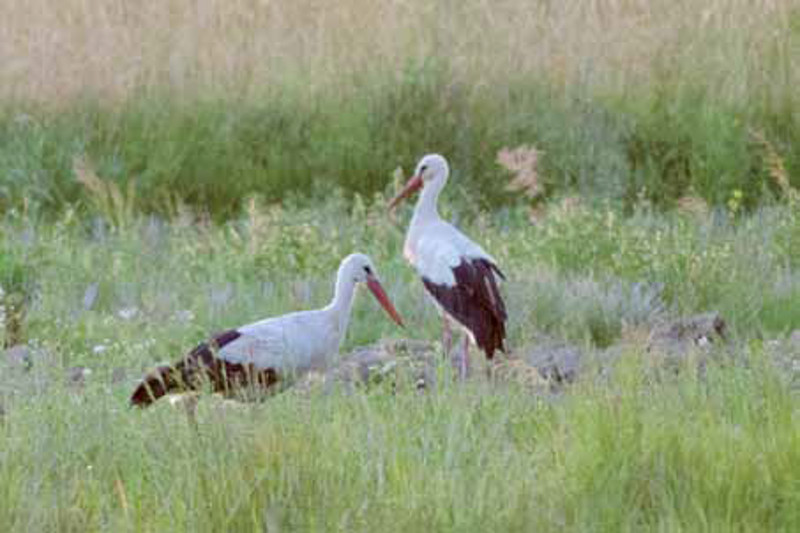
412, 175, 446, 226
324, 270, 357, 338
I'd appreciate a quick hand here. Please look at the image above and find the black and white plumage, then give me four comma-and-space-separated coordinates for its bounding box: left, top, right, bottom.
422, 258, 507, 358
389, 154, 508, 373
130, 253, 404, 407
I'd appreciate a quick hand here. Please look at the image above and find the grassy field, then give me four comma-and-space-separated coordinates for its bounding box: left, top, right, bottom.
1, 197, 799, 531
1, 1, 799, 216
1, 1, 800, 530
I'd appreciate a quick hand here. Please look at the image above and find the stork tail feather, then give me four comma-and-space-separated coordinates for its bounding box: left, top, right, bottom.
130, 329, 281, 408
130, 329, 241, 408
130, 364, 187, 407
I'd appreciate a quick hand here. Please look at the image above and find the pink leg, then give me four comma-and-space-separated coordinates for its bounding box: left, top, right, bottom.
442, 316, 453, 358
458, 335, 470, 380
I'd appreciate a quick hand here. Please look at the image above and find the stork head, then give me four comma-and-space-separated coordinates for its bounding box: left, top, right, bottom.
340, 253, 404, 327
388, 154, 449, 210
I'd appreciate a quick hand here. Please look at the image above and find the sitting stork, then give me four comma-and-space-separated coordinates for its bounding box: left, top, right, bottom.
130, 253, 404, 407
389, 154, 507, 377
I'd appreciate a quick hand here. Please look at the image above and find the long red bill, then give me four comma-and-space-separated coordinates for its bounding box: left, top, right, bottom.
366, 276, 405, 327
388, 175, 423, 210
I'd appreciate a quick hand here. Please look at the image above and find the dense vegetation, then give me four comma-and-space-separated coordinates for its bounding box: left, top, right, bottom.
1, 1, 799, 217
1, 1, 799, 530
1, 198, 799, 530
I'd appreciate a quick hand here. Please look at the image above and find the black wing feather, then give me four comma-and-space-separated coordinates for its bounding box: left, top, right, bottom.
422, 258, 507, 359
130, 329, 280, 407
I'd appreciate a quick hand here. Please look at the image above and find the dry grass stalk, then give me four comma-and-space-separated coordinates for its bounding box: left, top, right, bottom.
114, 478, 130, 519
677, 194, 710, 218
559, 196, 583, 214
493, 357, 550, 391
0, 1, 795, 107
498, 145, 544, 200
74, 156, 137, 227
245, 196, 270, 256
750, 130, 798, 203
498, 144, 548, 223
167, 392, 200, 428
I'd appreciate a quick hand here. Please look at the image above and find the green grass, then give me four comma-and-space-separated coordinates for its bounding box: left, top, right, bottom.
2, 3, 799, 529
1, 354, 797, 532
2, 2, 799, 219
1, 201, 798, 531
2, 72, 798, 218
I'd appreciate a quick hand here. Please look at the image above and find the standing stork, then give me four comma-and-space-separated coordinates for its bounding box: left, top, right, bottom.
130, 253, 404, 407
389, 154, 507, 377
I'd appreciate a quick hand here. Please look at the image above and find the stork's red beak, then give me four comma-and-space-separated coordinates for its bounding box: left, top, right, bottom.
388, 175, 423, 210
366, 276, 404, 327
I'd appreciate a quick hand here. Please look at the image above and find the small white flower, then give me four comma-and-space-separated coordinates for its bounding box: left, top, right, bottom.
117, 307, 139, 320
93, 344, 108, 354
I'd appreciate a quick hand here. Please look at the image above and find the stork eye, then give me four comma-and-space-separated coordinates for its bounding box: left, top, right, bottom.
420, 165, 428, 174
363, 266, 372, 275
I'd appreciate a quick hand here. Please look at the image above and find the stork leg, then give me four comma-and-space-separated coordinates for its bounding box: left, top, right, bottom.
441, 315, 453, 359
485, 356, 497, 383
457, 335, 471, 380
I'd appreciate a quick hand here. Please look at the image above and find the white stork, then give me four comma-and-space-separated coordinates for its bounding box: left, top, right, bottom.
130, 253, 404, 407
389, 154, 507, 377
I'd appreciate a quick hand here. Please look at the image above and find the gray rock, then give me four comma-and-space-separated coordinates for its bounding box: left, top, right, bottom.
647, 312, 726, 351
645, 312, 729, 372
3, 344, 32, 372
332, 339, 438, 392
294, 339, 439, 395
313, 339, 583, 394
0, 345, 54, 397
66, 366, 92, 387
517, 342, 585, 384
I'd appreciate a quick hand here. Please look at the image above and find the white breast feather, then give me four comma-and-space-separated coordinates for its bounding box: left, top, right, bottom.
406, 221, 493, 286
